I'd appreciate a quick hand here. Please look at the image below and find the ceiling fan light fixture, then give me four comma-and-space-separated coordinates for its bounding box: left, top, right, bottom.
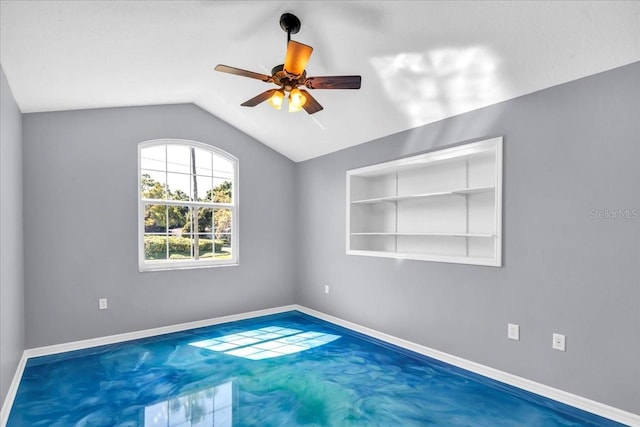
284, 40, 313, 76
288, 103, 303, 113
288, 88, 307, 112
268, 89, 285, 110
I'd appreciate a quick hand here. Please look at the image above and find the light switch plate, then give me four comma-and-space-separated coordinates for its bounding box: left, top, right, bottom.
553, 333, 566, 351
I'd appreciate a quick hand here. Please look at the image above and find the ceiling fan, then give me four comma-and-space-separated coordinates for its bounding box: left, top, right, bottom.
215, 13, 361, 114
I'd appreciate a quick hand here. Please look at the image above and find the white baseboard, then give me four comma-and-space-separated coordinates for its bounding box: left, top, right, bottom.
295, 306, 640, 427
0, 304, 296, 426
0, 353, 28, 427
2, 304, 638, 426
23, 305, 297, 359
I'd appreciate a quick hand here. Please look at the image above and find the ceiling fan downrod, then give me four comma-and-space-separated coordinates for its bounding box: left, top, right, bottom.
279, 13, 301, 44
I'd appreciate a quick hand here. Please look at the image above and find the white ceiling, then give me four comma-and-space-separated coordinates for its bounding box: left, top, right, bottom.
1, 1, 639, 162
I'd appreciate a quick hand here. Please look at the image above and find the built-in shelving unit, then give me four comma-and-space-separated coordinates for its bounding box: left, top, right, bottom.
346, 137, 503, 266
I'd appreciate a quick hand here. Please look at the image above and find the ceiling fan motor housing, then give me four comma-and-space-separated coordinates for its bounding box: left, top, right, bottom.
271, 64, 306, 91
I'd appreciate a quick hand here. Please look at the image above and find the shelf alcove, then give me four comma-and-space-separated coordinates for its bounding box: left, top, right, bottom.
346, 137, 503, 266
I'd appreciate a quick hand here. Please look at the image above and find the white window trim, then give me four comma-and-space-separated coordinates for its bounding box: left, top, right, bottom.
138, 139, 239, 271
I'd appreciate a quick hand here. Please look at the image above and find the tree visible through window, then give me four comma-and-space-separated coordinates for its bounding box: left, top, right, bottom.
138, 140, 238, 270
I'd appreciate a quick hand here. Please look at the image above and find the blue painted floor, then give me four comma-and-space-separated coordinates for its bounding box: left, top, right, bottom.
8, 311, 625, 426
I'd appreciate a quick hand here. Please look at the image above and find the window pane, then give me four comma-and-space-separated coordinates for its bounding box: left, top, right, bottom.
167, 204, 189, 231
141, 170, 167, 199
140, 145, 166, 171
213, 156, 233, 176
214, 209, 232, 239
213, 170, 233, 182
198, 207, 214, 234
194, 148, 213, 177
168, 234, 192, 260
166, 145, 191, 174
144, 204, 168, 233
212, 179, 232, 203
169, 204, 193, 260
166, 172, 191, 200
197, 233, 215, 259
140, 157, 166, 172
196, 175, 214, 202
214, 209, 232, 260
144, 235, 168, 260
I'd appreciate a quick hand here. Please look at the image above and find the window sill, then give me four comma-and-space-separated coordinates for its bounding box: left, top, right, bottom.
139, 260, 239, 272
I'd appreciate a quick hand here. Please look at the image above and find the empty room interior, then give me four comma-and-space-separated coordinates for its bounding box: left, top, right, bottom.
1, 1, 639, 425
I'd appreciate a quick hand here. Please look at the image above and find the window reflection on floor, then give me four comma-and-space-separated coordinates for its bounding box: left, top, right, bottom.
144, 382, 232, 427
189, 326, 341, 360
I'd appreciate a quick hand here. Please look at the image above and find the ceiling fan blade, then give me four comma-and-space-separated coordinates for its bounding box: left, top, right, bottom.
241, 89, 278, 107
284, 40, 313, 76
215, 64, 273, 83
299, 89, 323, 114
305, 75, 362, 89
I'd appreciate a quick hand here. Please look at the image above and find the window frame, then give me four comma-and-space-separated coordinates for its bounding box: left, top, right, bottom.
138, 139, 239, 271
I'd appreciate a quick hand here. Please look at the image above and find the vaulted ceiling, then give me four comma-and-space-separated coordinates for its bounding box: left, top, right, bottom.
1, 1, 639, 162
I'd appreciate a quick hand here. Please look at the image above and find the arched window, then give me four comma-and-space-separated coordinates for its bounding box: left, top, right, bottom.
138, 140, 238, 271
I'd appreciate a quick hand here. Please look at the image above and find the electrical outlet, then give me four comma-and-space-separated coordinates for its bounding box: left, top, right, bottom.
507, 323, 520, 341
552, 333, 566, 351
99, 298, 108, 310
324, 285, 330, 294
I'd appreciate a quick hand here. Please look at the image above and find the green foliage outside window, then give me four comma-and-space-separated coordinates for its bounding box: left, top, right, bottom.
144, 235, 227, 259
141, 174, 232, 260
141, 174, 232, 237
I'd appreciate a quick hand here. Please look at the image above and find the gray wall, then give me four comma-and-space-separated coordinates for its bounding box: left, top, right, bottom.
22, 104, 297, 348
295, 62, 640, 414
0, 66, 25, 404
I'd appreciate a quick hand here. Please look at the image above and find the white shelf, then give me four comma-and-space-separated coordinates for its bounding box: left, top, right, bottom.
346, 137, 503, 266
351, 185, 495, 204
346, 250, 501, 266
350, 232, 496, 238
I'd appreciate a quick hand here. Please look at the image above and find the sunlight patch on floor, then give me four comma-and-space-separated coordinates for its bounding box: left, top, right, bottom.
189, 326, 341, 360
